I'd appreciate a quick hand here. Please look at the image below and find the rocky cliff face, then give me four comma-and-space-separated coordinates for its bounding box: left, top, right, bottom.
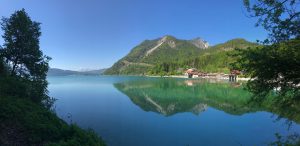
189, 37, 209, 49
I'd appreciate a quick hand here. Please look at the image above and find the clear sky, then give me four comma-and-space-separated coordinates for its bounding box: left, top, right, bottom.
0, 0, 268, 70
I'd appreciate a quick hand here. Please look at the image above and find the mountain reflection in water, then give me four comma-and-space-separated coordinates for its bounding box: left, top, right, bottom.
114, 78, 300, 123
49, 76, 300, 146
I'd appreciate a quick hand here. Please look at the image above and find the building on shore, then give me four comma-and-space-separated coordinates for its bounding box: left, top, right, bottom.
185, 68, 198, 78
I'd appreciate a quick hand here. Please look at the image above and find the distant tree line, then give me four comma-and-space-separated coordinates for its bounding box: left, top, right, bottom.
149, 50, 233, 76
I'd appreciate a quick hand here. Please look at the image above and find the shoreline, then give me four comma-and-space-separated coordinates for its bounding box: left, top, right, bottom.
52, 74, 251, 81
146, 75, 251, 81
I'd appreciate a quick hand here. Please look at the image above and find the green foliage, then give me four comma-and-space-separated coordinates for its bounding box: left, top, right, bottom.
1, 8, 50, 77
124, 40, 158, 62
234, 39, 300, 102
0, 9, 51, 105
244, 0, 300, 43
0, 9, 106, 146
141, 40, 204, 64
118, 64, 151, 75
241, 0, 300, 103
0, 96, 106, 146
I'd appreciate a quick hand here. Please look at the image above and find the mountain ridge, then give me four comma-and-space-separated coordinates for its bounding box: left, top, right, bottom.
48, 68, 106, 76
104, 35, 258, 75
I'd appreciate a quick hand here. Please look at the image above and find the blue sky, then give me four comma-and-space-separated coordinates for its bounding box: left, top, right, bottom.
0, 0, 268, 70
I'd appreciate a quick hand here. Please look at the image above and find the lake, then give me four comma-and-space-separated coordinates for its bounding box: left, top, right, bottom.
48, 75, 300, 146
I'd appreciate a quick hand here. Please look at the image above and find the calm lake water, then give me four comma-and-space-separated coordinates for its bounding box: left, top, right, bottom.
48, 75, 300, 146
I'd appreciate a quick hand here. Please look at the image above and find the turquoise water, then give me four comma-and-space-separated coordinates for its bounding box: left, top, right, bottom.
48, 75, 300, 146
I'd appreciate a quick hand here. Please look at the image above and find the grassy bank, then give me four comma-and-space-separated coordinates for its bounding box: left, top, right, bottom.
0, 96, 106, 146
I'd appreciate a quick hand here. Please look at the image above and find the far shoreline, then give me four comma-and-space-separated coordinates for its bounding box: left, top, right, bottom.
145, 74, 251, 81
47, 74, 251, 81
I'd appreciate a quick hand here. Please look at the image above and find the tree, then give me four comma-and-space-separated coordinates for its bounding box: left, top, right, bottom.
0, 9, 51, 105
0, 48, 5, 75
236, 0, 300, 102
244, 0, 300, 43
0, 57, 5, 75
234, 39, 300, 101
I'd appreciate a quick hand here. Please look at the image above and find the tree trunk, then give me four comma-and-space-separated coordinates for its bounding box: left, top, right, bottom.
11, 62, 17, 75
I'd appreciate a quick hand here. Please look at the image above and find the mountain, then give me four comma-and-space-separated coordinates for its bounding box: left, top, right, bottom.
104, 35, 258, 75
176, 38, 259, 73
79, 69, 107, 75
104, 35, 210, 75
48, 68, 106, 76
207, 38, 258, 51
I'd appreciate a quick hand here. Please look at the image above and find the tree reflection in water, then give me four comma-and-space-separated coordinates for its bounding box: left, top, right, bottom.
114, 78, 300, 145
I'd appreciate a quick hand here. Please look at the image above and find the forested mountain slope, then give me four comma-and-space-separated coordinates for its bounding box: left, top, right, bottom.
104, 36, 258, 75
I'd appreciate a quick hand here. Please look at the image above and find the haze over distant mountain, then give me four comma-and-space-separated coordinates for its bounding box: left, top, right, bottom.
48, 68, 106, 76
104, 35, 258, 75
